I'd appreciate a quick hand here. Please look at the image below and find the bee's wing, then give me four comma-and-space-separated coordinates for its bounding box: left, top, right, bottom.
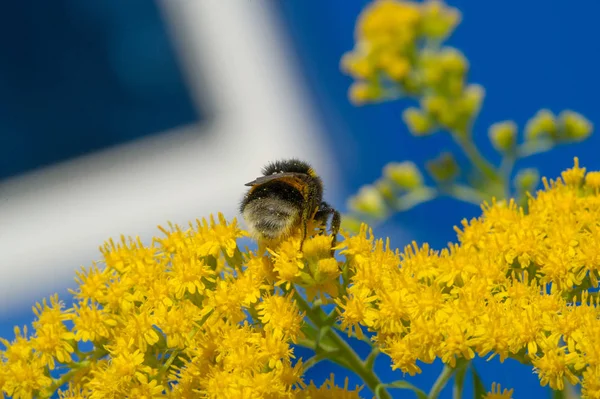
244, 172, 305, 186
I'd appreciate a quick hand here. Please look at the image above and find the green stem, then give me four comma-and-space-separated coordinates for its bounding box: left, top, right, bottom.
428, 359, 468, 399
428, 365, 455, 399
566, 275, 594, 302
516, 140, 554, 158
293, 290, 391, 399
452, 361, 468, 399
499, 152, 517, 198
393, 187, 438, 212
453, 134, 501, 183
303, 350, 339, 372
443, 184, 486, 205
365, 347, 381, 371
44, 347, 108, 396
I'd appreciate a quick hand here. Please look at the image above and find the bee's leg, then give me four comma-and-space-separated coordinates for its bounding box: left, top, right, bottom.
316, 201, 342, 255
314, 206, 330, 235
330, 209, 341, 250
299, 207, 310, 252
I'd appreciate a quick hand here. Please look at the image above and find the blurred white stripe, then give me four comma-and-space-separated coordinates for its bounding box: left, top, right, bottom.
0, 0, 339, 315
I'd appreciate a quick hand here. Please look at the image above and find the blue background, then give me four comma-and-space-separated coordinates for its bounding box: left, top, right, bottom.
2, 0, 598, 397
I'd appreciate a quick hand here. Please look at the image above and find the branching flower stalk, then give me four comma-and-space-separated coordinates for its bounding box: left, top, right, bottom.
341, 0, 593, 230
2, 160, 600, 398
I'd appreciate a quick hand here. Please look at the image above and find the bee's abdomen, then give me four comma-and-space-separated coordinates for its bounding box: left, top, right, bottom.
241, 182, 304, 239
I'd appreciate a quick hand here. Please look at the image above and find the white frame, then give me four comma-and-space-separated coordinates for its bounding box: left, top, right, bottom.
0, 0, 338, 315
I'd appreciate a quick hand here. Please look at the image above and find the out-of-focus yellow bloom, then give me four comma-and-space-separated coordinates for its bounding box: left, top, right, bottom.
525, 109, 557, 141
514, 168, 540, 194
426, 152, 459, 182
403, 107, 434, 136
489, 121, 517, 152
348, 185, 388, 218
559, 110, 593, 142
420, 0, 461, 40
384, 161, 424, 189
342, 0, 462, 105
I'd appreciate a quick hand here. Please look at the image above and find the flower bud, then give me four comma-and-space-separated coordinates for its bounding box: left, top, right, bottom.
426, 152, 459, 182
340, 215, 363, 233
439, 48, 468, 75
403, 107, 434, 136
460, 84, 485, 117
383, 161, 424, 190
341, 53, 373, 79
421, 95, 448, 120
348, 185, 387, 218
514, 168, 539, 193
525, 109, 556, 141
488, 121, 517, 152
558, 110, 593, 142
384, 57, 411, 80
375, 179, 395, 201
419, 0, 461, 40
349, 82, 379, 105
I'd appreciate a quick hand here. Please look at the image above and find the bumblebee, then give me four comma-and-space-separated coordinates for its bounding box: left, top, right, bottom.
241, 159, 341, 252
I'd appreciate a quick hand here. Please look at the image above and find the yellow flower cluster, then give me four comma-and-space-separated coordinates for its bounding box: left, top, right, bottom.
3, 161, 600, 398
0, 215, 362, 399
336, 159, 600, 397
342, 0, 594, 230
341, 0, 480, 137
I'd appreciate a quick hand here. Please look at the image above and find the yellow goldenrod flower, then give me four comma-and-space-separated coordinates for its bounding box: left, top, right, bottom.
561, 156, 586, 187
334, 160, 600, 394
484, 382, 514, 399
581, 365, 600, 399
269, 237, 305, 289
3, 162, 600, 398
297, 374, 363, 399
257, 294, 304, 343
58, 384, 91, 399
532, 335, 579, 390
1, 356, 53, 399
301, 235, 341, 299
335, 286, 377, 340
